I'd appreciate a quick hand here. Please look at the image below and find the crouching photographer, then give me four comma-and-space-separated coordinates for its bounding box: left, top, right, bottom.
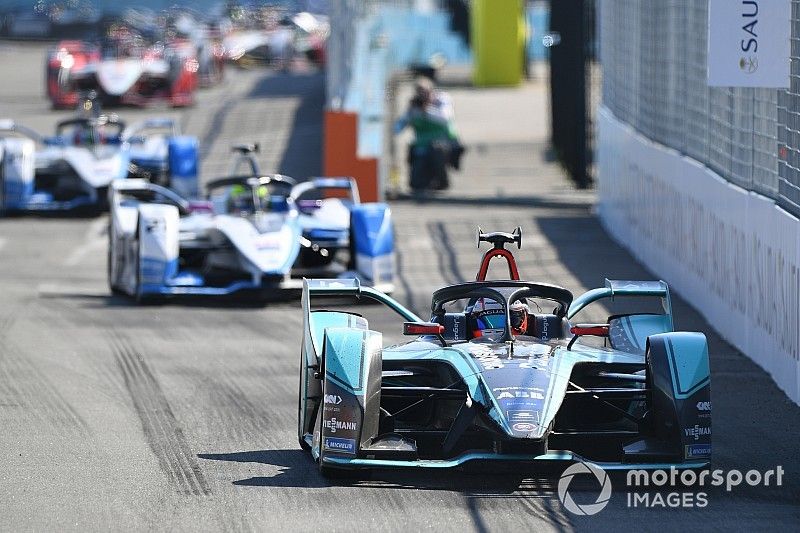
394, 77, 465, 192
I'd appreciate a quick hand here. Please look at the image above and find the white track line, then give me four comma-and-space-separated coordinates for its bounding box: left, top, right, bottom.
64, 217, 107, 267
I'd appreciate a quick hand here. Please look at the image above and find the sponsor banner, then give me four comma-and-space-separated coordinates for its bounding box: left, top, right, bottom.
707, 0, 790, 87
598, 106, 800, 405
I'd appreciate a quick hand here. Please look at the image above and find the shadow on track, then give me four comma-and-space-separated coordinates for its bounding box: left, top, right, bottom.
200, 448, 561, 492
38, 290, 303, 309
247, 70, 324, 179
391, 193, 589, 210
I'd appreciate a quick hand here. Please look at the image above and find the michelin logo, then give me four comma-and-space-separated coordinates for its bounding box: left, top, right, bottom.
323, 417, 357, 434
324, 437, 356, 454
685, 444, 712, 458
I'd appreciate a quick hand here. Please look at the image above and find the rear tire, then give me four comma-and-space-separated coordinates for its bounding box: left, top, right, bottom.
298, 341, 312, 451
107, 226, 124, 296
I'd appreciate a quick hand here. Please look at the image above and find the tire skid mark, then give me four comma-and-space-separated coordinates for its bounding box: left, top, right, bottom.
204, 370, 282, 445
0, 337, 90, 435
393, 236, 420, 317
428, 221, 467, 285
110, 332, 210, 496
0, 314, 15, 337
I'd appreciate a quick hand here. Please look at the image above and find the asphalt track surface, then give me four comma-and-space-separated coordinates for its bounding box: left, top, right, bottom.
1, 43, 799, 531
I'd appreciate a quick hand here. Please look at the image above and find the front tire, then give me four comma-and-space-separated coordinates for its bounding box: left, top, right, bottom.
132, 225, 147, 304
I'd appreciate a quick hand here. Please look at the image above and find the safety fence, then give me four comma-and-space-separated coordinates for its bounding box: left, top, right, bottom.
598, 0, 800, 214
598, 0, 800, 404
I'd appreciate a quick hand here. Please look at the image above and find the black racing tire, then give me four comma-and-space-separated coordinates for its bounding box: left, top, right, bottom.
298, 342, 312, 451
132, 223, 146, 304
299, 246, 334, 268
107, 225, 124, 296
347, 211, 357, 271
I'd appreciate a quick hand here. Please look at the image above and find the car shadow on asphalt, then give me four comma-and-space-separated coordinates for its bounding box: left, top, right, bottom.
40, 291, 303, 309
199, 448, 568, 493
390, 193, 589, 211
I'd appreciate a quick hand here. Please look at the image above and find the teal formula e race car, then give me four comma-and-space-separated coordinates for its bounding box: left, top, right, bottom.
298, 228, 711, 476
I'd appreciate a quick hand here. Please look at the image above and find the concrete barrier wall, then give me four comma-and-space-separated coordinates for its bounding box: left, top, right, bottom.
598, 106, 800, 405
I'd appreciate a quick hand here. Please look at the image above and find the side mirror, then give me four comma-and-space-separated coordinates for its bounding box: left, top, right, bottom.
403, 322, 444, 336
567, 323, 609, 350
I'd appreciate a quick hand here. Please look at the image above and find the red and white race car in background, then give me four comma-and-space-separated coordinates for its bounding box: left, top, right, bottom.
46, 31, 199, 108
46, 40, 99, 108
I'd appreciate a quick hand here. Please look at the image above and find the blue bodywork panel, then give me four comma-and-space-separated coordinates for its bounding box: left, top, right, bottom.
167, 136, 199, 198
350, 203, 394, 257
654, 332, 710, 400
324, 328, 370, 393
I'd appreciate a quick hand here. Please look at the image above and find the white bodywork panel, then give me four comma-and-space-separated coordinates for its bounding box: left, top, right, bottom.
213, 213, 299, 275
0, 136, 36, 191
36, 145, 127, 188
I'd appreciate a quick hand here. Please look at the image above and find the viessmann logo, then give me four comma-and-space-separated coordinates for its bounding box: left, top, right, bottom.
322, 417, 357, 434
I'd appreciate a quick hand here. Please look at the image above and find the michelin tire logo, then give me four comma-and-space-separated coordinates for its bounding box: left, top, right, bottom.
323, 437, 356, 454
558, 462, 612, 516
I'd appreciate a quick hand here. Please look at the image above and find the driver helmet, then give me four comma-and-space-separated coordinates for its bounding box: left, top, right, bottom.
227, 183, 268, 214
469, 298, 530, 340
469, 298, 505, 340
509, 301, 530, 336
228, 184, 253, 213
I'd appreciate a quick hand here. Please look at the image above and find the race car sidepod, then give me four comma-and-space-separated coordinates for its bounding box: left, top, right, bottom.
136, 203, 180, 298
0, 136, 36, 211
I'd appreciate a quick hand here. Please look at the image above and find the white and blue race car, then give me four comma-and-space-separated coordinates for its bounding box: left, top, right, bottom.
0, 116, 197, 212
107, 147, 395, 300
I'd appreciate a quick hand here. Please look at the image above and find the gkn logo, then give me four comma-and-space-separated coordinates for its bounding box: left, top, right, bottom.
324, 394, 342, 405
323, 417, 357, 434
696, 401, 712, 412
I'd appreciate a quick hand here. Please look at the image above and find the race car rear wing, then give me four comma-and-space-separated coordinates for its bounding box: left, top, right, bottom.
303, 278, 420, 322
567, 279, 674, 354
568, 279, 672, 320
291, 177, 360, 205
122, 118, 181, 141
0, 119, 42, 142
